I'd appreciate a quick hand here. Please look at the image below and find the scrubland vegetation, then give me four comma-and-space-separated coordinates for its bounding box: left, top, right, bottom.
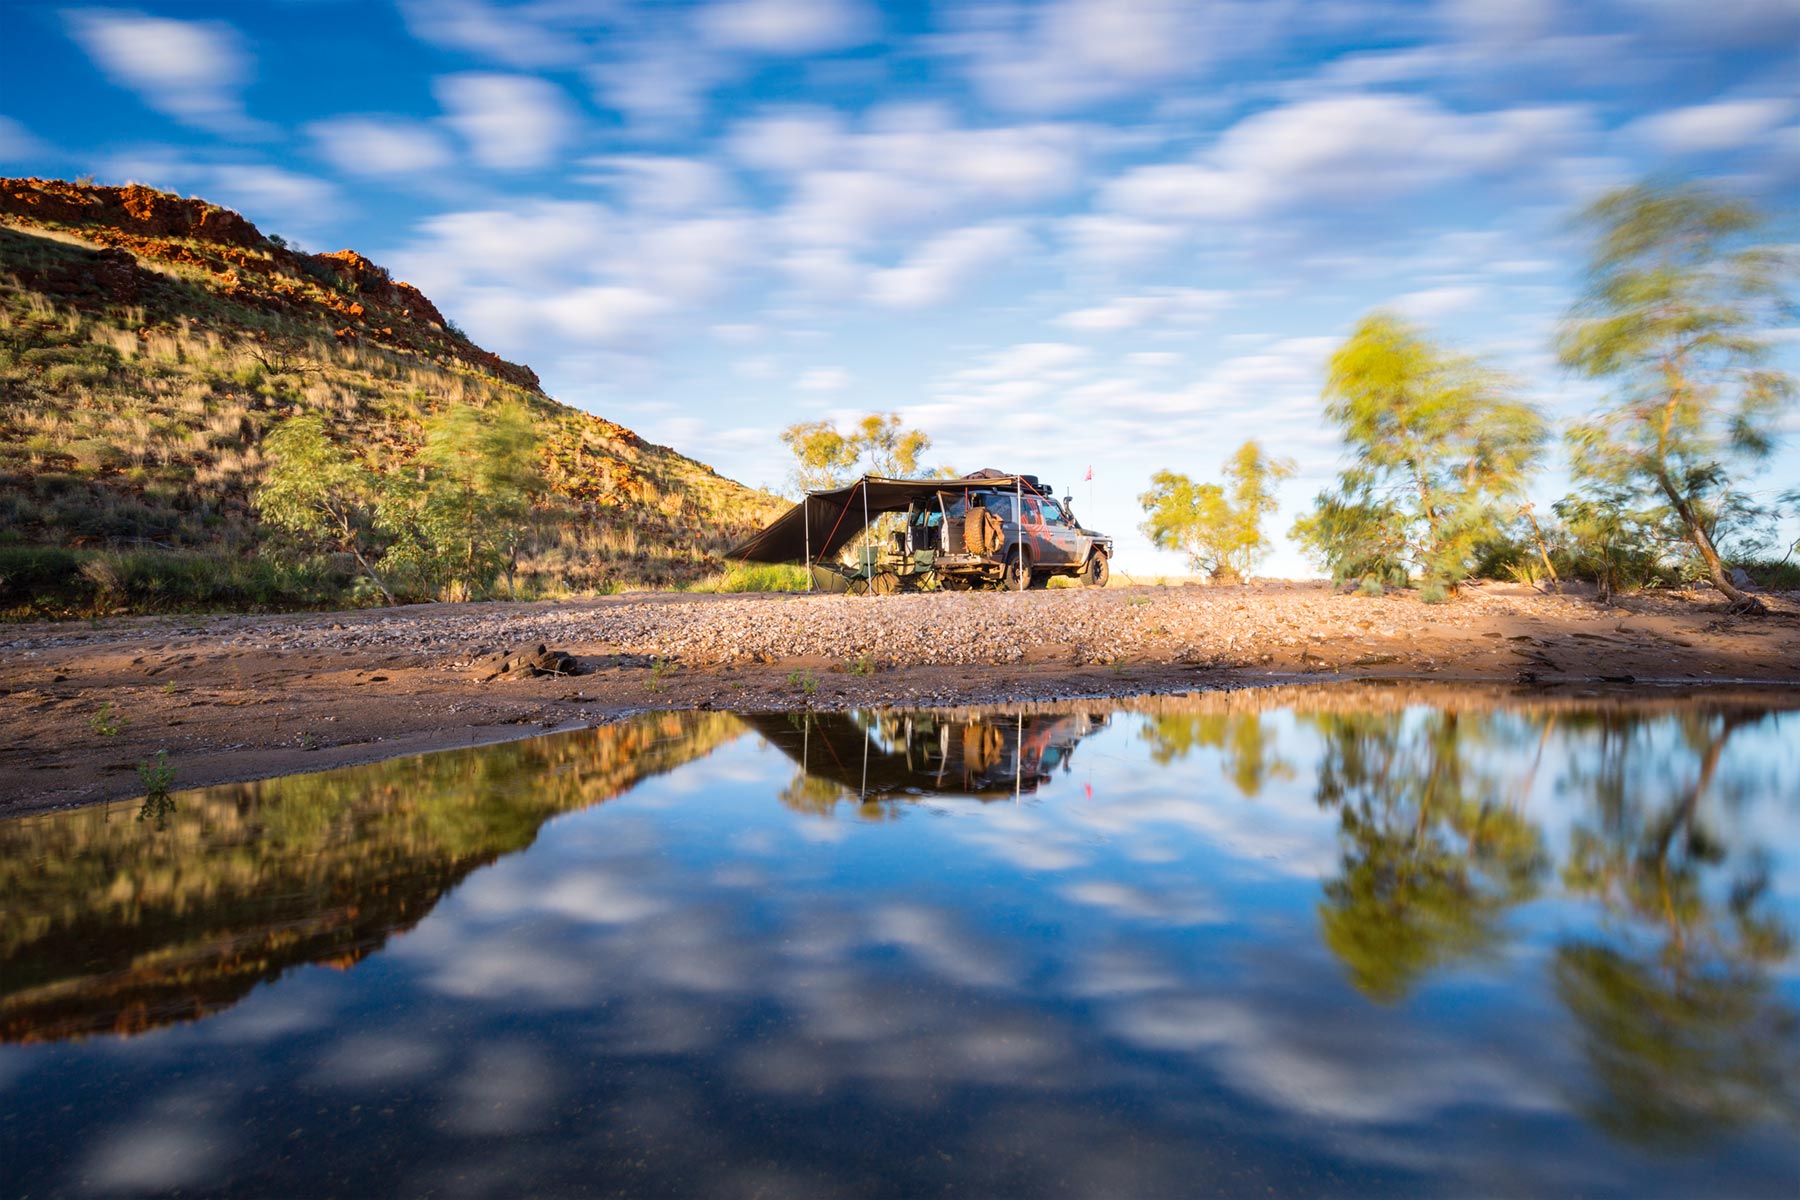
1145, 182, 1798, 605
0, 217, 782, 618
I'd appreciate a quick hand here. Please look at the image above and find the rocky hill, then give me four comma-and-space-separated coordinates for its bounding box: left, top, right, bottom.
0, 177, 782, 615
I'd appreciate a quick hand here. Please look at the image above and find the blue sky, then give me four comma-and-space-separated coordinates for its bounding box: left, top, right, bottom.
3, 0, 1798, 576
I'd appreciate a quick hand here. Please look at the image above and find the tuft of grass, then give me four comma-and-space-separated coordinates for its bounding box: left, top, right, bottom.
848, 653, 876, 677
646, 657, 673, 693
88, 701, 126, 737
1358, 575, 1384, 597
788, 668, 819, 696
137, 749, 176, 796
1419, 582, 1449, 605
687, 562, 810, 593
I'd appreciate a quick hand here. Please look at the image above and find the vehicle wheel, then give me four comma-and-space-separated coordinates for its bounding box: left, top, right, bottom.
1081, 552, 1110, 588
1002, 550, 1032, 592
869, 570, 900, 595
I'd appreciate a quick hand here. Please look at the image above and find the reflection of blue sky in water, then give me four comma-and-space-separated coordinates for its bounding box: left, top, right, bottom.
2, 698, 1797, 1196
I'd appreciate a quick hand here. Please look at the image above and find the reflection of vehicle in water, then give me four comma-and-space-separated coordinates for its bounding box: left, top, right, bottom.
728, 469, 1113, 593
746, 709, 1109, 810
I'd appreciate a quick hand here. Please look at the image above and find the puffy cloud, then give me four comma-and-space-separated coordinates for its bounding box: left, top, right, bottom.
1102, 93, 1588, 222
436, 73, 577, 171
1630, 99, 1795, 154
63, 9, 261, 135
726, 107, 846, 173
937, 0, 1273, 112
795, 367, 851, 392
1054, 288, 1232, 334
748, 104, 1088, 254
1056, 215, 1184, 270
695, 0, 877, 54
398, 0, 585, 69
587, 40, 731, 132
306, 116, 454, 178
867, 222, 1028, 308
579, 155, 735, 212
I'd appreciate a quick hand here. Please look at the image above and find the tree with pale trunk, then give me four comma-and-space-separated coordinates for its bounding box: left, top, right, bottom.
1293, 313, 1546, 590
1557, 181, 1795, 612
1139, 440, 1296, 582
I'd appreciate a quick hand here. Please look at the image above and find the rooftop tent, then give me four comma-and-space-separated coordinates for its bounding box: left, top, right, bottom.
727, 471, 1029, 564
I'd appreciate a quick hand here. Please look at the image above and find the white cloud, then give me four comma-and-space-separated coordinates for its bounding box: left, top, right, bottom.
867, 222, 1028, 308
796, 367, 851, 392
1393, 284, 1486, 319
587, 40, 731, 133
64, 9, 261, 135
695, 0, 876, 54
1054, 288, 1232, 334
755, 105, 1088, 253
1057, 215, 1184, 270
206, 166, 340, 229
0, 116, 48, 161
436, 73, 576, 171
307, 115, 454, 178
540, 285, 672, 342
579, 155, 735, 212
938, 0, 1272, 112
1102, 93, 1588, 222
1631, 99, 1795, 154
727, 107, 846, 173
398, 0, 583, 69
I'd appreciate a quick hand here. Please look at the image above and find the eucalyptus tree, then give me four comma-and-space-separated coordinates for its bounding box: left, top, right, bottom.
257, 414, 394, 604
1293, 313, 1546, 590
1558, 181, 1796, 610
779, 412, 931, 495
1139, 439, 1296, 583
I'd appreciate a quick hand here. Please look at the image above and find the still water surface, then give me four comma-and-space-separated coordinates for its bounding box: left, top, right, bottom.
3, 687, 1798, 1196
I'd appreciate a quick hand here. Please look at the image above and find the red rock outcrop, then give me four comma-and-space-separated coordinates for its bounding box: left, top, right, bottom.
1, 176, 541, 393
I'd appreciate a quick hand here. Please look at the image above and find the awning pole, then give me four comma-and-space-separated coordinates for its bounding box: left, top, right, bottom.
862, 477, 872, 599
804, 494, 812, 592
1015, 476, 1024, 591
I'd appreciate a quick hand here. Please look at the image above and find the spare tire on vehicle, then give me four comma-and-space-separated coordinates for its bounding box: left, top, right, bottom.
964, 507, 1003, 555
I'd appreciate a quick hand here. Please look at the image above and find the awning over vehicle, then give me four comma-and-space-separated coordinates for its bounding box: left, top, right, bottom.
727, 471, 1026, 563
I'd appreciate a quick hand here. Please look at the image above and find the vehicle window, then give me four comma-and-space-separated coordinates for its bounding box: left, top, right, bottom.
1022, 498, 1045, 527
1040, 500, 1069, 526
986, 495, 1015, 521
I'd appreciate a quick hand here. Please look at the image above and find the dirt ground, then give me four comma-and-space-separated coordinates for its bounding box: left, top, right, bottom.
3, 580, 1797, 816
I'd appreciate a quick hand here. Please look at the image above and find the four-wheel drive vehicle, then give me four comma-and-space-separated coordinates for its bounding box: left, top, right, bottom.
729, 469, 1113, 592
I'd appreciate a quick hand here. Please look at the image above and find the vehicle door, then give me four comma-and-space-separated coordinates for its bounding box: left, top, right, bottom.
1019, 496, 1061, 566
1035, 498, 1080, 565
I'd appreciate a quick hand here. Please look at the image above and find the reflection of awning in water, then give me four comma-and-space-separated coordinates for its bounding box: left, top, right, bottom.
743, 710, 1104, 804
728, 470, 1032, 564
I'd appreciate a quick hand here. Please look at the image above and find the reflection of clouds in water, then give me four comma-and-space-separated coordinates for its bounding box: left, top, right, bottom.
1059, 879, 1219, 925
954, 805, 1093, 872
83, 1123, 228, 1194
442, 1042, 560, 1136
208, 984, 336, 1044
309, 1033, 443, 1087
1061, 944, 1184, 998
1103, 979, 1559, 1127
81, 1091, 237, 1194
1073, 785, 1337, 880
869, 903, 1021, 989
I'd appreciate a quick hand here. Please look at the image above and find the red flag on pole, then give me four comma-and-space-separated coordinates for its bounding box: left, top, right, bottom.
1084, 465, 1093, 481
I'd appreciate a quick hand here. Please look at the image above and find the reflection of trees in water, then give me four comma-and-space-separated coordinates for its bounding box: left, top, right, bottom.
1552, 710, 1800, 1145
1308, 710, 1548, 1003
0, 713, 746, 1043
751, 709, 1108, 817
1137, 712, 1293, 797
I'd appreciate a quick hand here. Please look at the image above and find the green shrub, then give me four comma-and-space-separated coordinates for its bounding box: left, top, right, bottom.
688, 562, 809, 593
